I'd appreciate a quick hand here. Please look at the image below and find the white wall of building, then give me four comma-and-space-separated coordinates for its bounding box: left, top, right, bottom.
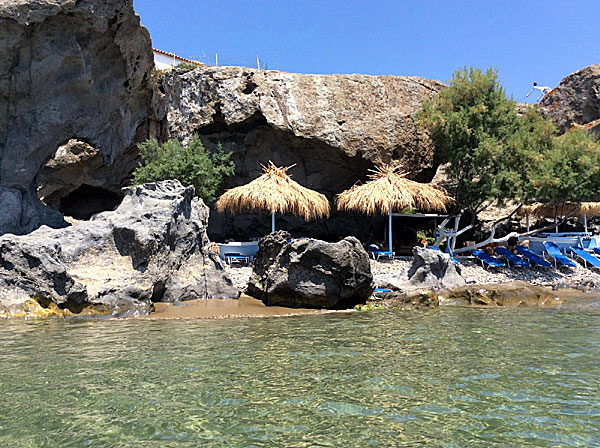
153, 51, 179, 70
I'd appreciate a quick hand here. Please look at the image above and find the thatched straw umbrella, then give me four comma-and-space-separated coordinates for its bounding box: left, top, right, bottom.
216, 162, 330, 233
517, 202, 600, 233
336, 164, 452, 253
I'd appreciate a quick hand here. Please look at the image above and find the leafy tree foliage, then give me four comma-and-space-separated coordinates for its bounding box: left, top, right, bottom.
529, 127, 600, 206
420, 67, 600, 215
132, 135, 235, 203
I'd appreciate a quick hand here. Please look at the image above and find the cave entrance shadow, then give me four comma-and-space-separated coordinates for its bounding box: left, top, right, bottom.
58, 184, 123, 220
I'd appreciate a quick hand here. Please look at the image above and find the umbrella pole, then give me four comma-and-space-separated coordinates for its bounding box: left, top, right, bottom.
271, 213, 275, 233
388, 206, 393, 253
526, 215, 530, 233
584, 214, 588, 233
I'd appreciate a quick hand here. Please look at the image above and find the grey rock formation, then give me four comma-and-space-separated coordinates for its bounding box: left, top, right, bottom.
0, 0, 164, 235
374, 246, 466, 291
368, 290, 439, 310
161, 66, 445, 241
246, 231, 373, 308
0, 180, 239, 318
438, 281, 561, 308
540, 65, 600, 136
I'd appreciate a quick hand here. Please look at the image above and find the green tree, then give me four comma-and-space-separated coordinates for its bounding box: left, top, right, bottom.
420, 66, 600, 252
529, 127, 600, 206
420, 67, 552, 214
132, 135, 235, 203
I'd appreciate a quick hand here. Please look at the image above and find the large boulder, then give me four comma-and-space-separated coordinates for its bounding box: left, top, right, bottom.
246, 231, 373, 309
374, 246, 466, 292
162, 66, 445, 241
540, 65, 600, 136
0, 180, 239, 318
0, 0, 164, 235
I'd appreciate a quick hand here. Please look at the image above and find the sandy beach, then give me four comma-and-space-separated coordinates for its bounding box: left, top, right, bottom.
138, 294, 336, 320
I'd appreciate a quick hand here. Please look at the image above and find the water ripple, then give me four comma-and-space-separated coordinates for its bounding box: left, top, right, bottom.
0, 308, 599, 446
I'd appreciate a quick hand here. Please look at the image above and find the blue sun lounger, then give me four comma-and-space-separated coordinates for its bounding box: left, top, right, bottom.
516, 245, 552, 267
368, 249, 394, 260
543, 241, 577, 268
570, 246, 600, 269
471, 250, 505, 268
494, 246, 530, 267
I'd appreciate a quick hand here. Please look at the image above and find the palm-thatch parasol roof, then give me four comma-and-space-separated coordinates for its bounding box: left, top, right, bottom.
216, 162, 330, 220
335, 164, 452, 215
516, 202, 600, 219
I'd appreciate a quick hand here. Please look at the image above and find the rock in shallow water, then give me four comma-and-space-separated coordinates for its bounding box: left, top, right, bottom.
0, 180, 239, 318
438, 281, 562, 308
246, 231, 373, 309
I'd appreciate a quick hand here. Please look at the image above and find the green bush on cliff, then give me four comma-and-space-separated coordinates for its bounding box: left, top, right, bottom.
132, 136, 235, 203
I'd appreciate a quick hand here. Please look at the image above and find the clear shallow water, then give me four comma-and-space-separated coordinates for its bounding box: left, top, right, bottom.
1, 308, 599, 447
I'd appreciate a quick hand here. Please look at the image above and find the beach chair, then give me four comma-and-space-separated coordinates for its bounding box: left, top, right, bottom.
570, 246, 600, 269
543, 241, 577, 268
516, 245, 552, 267
368, 249, 394, 260
223, 253, 251, 266
471, 249, 505, 268
428, 246, 459, 264
494, 246, 530, 267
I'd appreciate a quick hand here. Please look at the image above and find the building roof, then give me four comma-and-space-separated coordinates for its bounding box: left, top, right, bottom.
152, 48, 202, 66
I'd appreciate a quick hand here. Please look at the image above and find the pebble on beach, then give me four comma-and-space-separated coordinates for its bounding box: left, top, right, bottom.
224, 255, 600, 294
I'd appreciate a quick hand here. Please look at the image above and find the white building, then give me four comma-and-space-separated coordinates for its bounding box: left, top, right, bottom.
152, 48, 202, 70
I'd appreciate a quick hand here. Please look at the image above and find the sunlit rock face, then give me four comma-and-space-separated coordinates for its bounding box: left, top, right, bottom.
162, 66, 445, 241
539, 65, 600, 136
0, 181, 239, 319
0, 0, 164, 235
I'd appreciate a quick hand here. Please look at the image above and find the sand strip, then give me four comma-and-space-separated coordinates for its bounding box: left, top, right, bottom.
137, 294, 339, 320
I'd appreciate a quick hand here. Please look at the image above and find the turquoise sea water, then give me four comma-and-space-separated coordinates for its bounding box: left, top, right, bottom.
1, 308, 599, 447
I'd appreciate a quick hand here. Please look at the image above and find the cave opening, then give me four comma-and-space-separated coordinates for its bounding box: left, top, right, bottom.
58, 184, 123, 220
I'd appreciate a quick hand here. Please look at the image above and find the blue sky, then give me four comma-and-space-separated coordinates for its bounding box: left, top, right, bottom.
134, 1, 599, 103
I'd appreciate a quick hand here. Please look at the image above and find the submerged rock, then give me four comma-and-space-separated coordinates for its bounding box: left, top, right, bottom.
374, 246, 466, 292
438, 281, 562, 308
246, 231, 373, 309
368, 290, 440, 310
0, 181, 239, 318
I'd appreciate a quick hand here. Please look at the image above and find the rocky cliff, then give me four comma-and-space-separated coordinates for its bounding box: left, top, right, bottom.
540, 65, 600, 135
162, 66, 445, 240
0, 180, 239, 318
0, 0, 164, 235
